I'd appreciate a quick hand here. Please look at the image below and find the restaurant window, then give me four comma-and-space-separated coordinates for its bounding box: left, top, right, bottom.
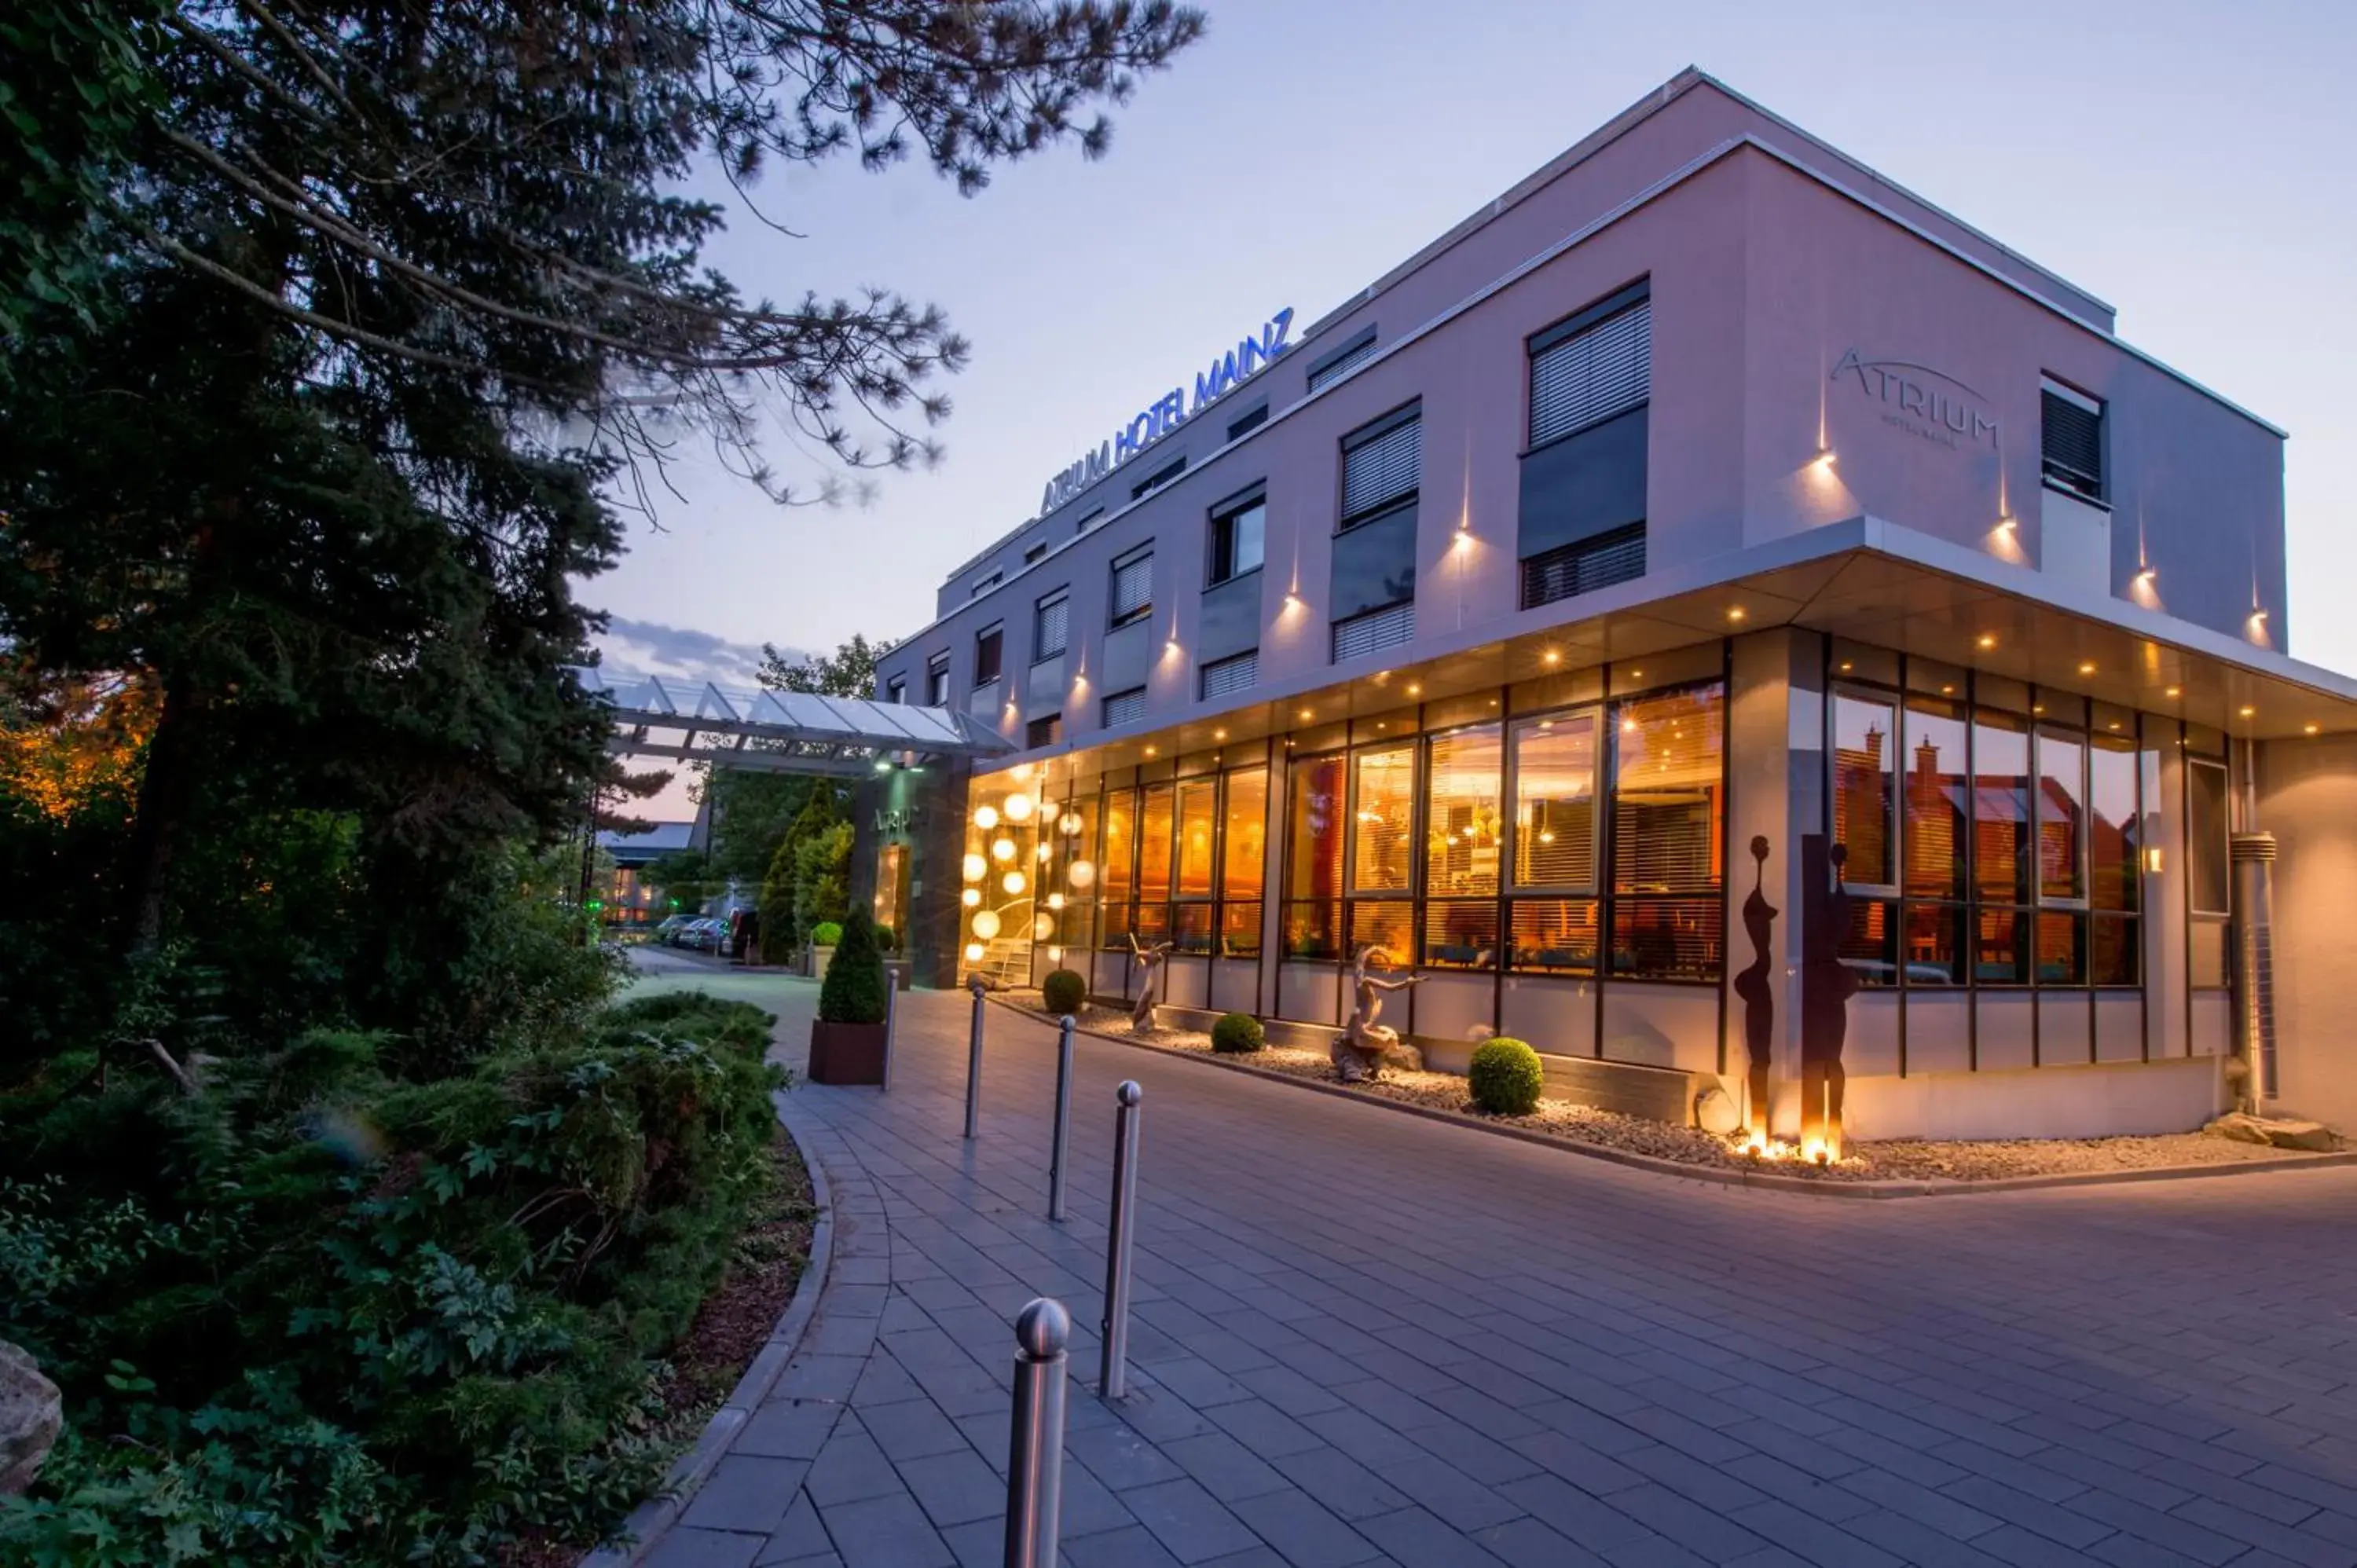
973, 624, 1003, 687
1350, 744, 1415, 963
1609, 683, 1724, 980
1052, 794, 1098, 960
1900, 694, 1967, 984
1283, 753, 1345, 959
1972, 707, 2030, 983
1831, 687, 1898, 890
2088, 729, 2140, 986
1221, 768, 1268, 957
1208, 491, 1266, 585
1109, 545, 1153, 627
1172, 778, 1217, 951
1098, 787, 1137, 948
1033, 590, 1069, 661
1423, 724, 1502, 970
1508, 710, 1598, 974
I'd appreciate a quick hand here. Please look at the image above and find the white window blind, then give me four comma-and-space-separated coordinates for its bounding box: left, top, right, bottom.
1332, 601, 1414, 661
1110, 550, 1153, 623
1530, 299, 1650, 449
1199, 650, 1258, 700
1034, 593, 1069, 659
1102, 687, 1148, 727
1307, 335, 1376, 393
1340, 415, 1420, 522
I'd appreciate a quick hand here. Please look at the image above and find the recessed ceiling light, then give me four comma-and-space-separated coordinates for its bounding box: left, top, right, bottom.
2078, 661, 2097, 675
1542, 650, 1561, 665
1727, 607, 1747, 623
1838, 661, 1853, 673
1299, 709, 1314, 720
1144, 746, 1157, 757
1976, 634, 1996, 650
2240, 705, 2256, 718
1213, 729, 1226, 741
1406, 683, 1421, 696
2305, 723, 2321, 735
2165, 686, 2182, 698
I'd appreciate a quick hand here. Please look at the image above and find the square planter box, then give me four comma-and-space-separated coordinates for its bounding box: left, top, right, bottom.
808, 1020, 886, 1085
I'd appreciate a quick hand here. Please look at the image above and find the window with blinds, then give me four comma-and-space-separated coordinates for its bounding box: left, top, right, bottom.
885, 677, 907, 705
973, 625, 1003, 686
1131, 457, 1184, 500
1530, 294, 1651, 449
1102, 687, 1147, 727
1199, 649, 1257, 700
1032, 591, 1069, 661
1109, 546, 1153, 626
1027, 713, 1062, 747
1340, 408, 1419, 526
2040, 381, 2104, 502
1306, 329, 1376, 394
1331, 600, 1413, 661
1521, 522, 1644, 608
925, 654, 950, 705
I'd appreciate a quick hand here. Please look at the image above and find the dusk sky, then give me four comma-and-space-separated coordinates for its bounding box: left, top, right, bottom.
594, 0, 2355, 702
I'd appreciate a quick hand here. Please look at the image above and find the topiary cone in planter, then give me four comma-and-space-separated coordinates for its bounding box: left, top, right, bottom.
808, 910, 890, 1084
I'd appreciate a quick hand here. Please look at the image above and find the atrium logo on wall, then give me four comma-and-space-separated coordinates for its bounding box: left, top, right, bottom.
1039, 308, 1295, 515
1831, 349, 1998, 453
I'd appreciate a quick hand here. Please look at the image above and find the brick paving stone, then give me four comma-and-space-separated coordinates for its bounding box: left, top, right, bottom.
632, 984, 2357, 1568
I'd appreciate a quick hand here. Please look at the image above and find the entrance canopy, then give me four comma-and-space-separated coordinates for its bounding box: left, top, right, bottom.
573, 667, 1013, 778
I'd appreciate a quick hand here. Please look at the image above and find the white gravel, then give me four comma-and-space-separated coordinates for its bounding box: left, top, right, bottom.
1003, 994, 2336, 1185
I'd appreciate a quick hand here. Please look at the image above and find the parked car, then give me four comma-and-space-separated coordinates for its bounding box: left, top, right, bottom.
651, 914, 696, 946
683, 918, 728, 952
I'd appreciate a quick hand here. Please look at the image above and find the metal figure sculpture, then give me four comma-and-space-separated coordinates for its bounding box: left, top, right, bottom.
1334, 944, 1424, 1083
1799, 837, 1858, 1160
1733, 835, 1779, 1144
1124, 933, 1175, 1032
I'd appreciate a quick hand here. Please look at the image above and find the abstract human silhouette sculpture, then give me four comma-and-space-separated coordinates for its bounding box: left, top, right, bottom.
1334, 945, 1423, 1083
1125, 933, 1175, 1032
1798, 836, 1859, 1160
1732, 835, 1778, 1144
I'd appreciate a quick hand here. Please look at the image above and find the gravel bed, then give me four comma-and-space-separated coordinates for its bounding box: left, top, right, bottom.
1002, 993, 2333, 1184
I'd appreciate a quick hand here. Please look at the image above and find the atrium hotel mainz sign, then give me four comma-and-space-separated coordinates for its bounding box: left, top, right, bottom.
1831, 348, 1998, 454
1039, 308, 1296, 515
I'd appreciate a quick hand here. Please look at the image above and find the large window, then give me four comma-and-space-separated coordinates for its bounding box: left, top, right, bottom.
2187, 751, 2231, 992
1832, 687, 1899, 985
1423, 725, 1501, 969
1340, 407, 1419, 530
1221, 768, 1268, 957
1208, 491, 1265, 586
1509, 712, 1599, 974
1032, 591, 1069, 661
925, 652, 950, 705
1901, 695, 1968, 984
1109, 545, 1153, 628
1174, 778, 1218, 951
973, 624, 1003, 687
1098, 788, 1136, 947
1609, 684, 1725, 980
1348, 745, 1415, 959
1520, 283, 1650, 609
1283, 754, 1345, 959
2041, 379, 2105, 504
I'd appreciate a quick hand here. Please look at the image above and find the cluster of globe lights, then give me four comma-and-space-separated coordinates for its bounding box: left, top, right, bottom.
962, 783, 1094, 965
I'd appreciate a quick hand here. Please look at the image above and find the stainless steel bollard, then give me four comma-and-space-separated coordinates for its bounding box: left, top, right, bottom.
1003, 1298, 1069, 1568
882, 970, 900, 1094
965, 974, 987, 1140
1099, 1081, 1142, 1399
1047, 1015, 1076, 1222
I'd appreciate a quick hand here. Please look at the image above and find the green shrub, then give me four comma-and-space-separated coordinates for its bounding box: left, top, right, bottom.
874, 923, 897, 952
1211, 1012, 1264, 1053
0, 995, 790, 1566
816, 910, 886, 1025
1468, 1037, 1545, 1116
809, 920, 843, 948
1040, 969, 1087, 1016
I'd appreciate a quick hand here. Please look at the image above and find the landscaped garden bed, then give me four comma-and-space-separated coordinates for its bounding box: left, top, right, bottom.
1001, 991, 2343, 1187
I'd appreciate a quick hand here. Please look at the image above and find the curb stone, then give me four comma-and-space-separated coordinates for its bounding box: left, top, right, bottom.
579, 1085, 835, 1567
991, 996, 2357, 1200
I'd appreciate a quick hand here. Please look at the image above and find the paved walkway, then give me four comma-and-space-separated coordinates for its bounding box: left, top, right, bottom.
651, 981, 2357, 1568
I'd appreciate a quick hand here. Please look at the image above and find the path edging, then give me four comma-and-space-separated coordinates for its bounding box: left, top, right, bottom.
580, 1089, 836, 1568
991, 997, 2356, 1200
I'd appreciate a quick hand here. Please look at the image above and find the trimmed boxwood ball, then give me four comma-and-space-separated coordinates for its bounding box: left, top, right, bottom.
1211, 1012, 1265, 1054
1468, 1037, 1545, 1116
811, 919, 844, 947
1041, 969, 1087, 1016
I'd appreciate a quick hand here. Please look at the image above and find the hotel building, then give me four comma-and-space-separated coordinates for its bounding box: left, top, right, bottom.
856, 70, 2357, 1141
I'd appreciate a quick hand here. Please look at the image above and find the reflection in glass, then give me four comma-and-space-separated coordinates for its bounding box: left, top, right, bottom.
1102, 788, 1137, 903
1176, 779, 1216, 899
1288, 755, 1344, 908
1611, 685, 1724, 896
1975, 906, 2026, 984
1973, 712, 2029, 903
1901, 903, 1967, 985
1283, 899, 1341, 961
2036, 910, 2086, 984
2036, 727, 2086, 903
1423, 899, 1499, 970
1222, 769, 1267, 899
2091, 914, 2138, 987
1138, 783, 1175, 902
1903, 697, 1968, 902
2088, 735, 2139, 912
1609, 896, 1723, 980
1425, 725, 1502, 897
1173, 901, 1215, 954
1220, 900, 1263, 958
1509, 899, 1598, 973
1351, 746, 1416, 892
1348, 899, 1413, 963
1512, 714, 1596, 889
2187, 759, 2231, 916
1838, 896, 1898, 987
1833, 691, 1897, 886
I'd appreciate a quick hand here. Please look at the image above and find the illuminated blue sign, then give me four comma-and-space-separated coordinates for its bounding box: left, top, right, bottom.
1039, 308, 1295, 515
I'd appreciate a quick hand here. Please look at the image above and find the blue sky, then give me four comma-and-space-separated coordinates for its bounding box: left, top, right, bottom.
594, 0, 2357, 691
